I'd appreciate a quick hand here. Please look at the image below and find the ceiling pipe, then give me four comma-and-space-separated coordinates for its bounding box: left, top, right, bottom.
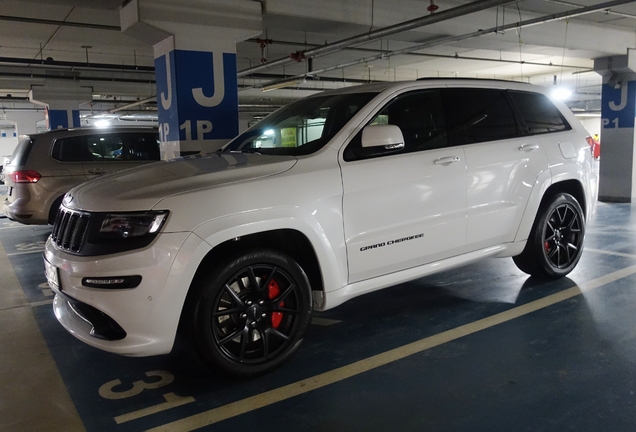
245, 38, 588, 71
0, 14, 120, 31
238, 0, 521, 77
0, 70, 154, 84
253, 0, 633, 88
108, 96, 156, 113
540, 0, 636, 20
0, 56, 153, 72
397, 0, 636, 55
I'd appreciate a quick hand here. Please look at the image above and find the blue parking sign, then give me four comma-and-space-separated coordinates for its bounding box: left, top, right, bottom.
156, 49, 238, 142
601, 82, 636, 129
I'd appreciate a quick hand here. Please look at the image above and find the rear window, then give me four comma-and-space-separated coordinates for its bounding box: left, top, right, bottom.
509, 91, 571, 134
7, 137, 34, 166
52, 132, 160, 162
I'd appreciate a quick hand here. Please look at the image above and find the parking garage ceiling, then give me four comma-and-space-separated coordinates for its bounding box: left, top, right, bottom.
1, 0, 635, 117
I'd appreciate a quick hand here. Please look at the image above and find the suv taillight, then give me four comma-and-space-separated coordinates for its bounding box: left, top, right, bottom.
9, 170, 41, 183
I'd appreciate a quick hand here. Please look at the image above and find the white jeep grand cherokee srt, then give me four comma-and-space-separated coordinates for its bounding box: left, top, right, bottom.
44, 79, 597, 377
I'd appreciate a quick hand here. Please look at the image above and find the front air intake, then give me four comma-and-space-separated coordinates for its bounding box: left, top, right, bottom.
51, 207, 91, 253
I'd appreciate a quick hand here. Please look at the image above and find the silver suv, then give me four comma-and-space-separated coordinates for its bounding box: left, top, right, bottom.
3, 127, 160, 224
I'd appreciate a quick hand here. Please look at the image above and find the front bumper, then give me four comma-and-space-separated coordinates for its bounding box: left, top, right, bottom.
44, 230, 210, 356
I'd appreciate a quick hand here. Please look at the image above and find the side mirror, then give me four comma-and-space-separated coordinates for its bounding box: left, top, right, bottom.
361, 124, 405, 150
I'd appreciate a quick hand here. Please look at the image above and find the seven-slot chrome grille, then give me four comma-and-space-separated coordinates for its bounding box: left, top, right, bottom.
51, 207, 91, 253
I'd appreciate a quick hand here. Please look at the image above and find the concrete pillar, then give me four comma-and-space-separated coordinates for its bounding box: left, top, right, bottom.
120, 0, 262, 158
594, 52, 636, 203
28, 81, 92, 130
4, 110, 45, 136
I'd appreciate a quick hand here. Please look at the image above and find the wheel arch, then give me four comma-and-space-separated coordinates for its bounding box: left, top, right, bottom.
180, 228, 326, 334
193, 228, 324, 297
515, 177, 587, 244
539, 180, 587, 219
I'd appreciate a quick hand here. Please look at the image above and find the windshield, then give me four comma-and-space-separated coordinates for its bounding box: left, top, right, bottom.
224, 92, 377, 156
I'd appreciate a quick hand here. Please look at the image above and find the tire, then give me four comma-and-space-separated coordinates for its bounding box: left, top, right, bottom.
513, 193, 585, 279
185, 249, 313, 377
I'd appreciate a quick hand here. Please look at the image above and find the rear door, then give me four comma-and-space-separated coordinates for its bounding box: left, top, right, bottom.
341, 89, 467, 283
442, 87, 549, 250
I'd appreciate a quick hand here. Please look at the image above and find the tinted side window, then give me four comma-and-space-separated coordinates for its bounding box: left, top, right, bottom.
52, 133, 160, 162
111, 133, 160, 161
52, 136, 93, 162
344, 89, 447, 161
443, 88, 520, 146
86, 134, 124, 160
509, 91, 571, 134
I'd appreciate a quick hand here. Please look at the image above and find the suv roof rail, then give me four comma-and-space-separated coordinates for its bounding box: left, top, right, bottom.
415, 77, 529, 85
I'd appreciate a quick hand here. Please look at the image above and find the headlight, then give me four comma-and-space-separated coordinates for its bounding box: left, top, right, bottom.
99, 211, 168, 239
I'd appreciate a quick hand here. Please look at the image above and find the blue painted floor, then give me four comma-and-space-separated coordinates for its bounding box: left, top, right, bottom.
2, 197, 636, 431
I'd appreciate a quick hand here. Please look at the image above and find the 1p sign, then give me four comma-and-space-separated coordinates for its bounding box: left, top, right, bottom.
155, 50, 238, 143
601, 82, 636, 129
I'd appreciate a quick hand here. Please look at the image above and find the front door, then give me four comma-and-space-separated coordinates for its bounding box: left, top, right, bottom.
340, 89, 467, 284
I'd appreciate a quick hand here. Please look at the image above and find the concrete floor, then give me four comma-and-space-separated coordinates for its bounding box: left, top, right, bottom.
2, 184, 636, 431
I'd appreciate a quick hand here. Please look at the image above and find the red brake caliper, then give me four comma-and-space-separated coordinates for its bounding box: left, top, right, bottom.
268, 279, 284, 329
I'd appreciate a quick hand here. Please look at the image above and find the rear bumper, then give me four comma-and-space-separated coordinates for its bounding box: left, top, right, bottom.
3, 192, 48, 224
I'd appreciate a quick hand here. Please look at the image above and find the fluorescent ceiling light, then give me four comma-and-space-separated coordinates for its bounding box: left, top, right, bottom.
551, 87, 572, 100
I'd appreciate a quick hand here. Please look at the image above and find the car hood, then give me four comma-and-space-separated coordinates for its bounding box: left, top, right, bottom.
66, 153, 297, 212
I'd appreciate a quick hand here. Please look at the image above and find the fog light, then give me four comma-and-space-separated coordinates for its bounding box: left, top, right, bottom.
82, 276, 142, 289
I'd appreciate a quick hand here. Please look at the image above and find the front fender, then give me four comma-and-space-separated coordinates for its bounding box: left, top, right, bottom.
192, 206, 347, 296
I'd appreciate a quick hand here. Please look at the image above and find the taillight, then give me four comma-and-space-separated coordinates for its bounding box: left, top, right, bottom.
9, 170, 41, 183
585, 136, 596, 157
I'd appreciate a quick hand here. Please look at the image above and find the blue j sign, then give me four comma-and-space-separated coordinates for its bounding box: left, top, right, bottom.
155, 50, 238, 142
601, 81, 636, 129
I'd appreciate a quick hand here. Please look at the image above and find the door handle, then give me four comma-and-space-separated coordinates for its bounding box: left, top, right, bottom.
519, 143, 540, 152
87, 169, 107, 174
434, 156, 461, 165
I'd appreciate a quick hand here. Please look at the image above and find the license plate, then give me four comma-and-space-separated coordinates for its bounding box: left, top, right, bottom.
44, 258, 60, 291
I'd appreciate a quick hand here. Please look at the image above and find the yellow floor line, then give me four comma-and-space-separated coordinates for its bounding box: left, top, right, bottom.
147, 264, 636, 432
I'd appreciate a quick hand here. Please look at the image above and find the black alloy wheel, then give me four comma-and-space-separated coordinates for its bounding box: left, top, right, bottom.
186, 249, 312, 377
542, 201, 583, 270
513, 193, 585, 279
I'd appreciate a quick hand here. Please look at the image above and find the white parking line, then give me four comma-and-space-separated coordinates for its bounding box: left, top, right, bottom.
7, 250, 44, 257
0, 225, 31, 231
146, 264, 636, 432
585, 248, 636, 260
30, 300, 53, 307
